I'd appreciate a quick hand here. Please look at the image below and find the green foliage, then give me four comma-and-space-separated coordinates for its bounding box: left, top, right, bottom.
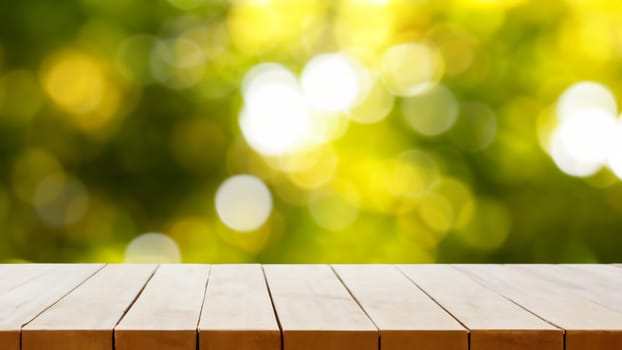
0, 0, 620, 263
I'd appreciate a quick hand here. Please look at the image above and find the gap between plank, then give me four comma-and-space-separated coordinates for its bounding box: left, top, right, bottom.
450, 265, 567, 350
19, 264, 108, 350
329, 265, 381, 350
194, 265, 212, 350
393, 265, 471, 331
261, 264, 284, 350
393, 265, 472, 350
111, 264, 160, 350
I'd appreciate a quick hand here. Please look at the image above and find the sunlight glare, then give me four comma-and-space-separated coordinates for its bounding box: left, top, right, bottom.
240, 64, 311, 156
300, 53, 362, 112
550, 108, 616, 177
556, 81, 617, 121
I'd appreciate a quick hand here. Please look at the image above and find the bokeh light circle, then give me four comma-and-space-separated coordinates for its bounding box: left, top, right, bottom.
346, 73, 394, 124
381, 42, 443, 96
33, 173, 89, 227
242, 63, 298, 99
550, 108, 616, 177
125, 232, 181, 263
456, 197, 510, 250
42, 50, 106, 116
215, 174, 273, 232
401, 84, 459, 136
150, 37, 206, 89
434, 177, 475, 230
240, 63, 311, 156
308, 184, 359, 231
557, 108, 615, 166
12, 148, 63, 204
392, 150, 441, 198
300, 53, 362, 112
556, 81, 617, 121
41, 49, 128, 131
450, 102, 497, 151
117, 35, 159, 85
418, 193, 453, 234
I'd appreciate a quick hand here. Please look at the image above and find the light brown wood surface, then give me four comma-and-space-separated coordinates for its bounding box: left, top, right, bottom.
198, 264, 280, 350
0, 264, 55, 293
115, 264, 210, 350
263, 264, 377, 350
457, 264, 622, 350
397, 264, 562, 350
22, 264, 156, 350
0, 264, 103, 350
333, 264, 467, 350
514, 264, 622, 314
3, 264, 622, 350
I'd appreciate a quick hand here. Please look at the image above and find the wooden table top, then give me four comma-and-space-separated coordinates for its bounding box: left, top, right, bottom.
1, 264, 621, 350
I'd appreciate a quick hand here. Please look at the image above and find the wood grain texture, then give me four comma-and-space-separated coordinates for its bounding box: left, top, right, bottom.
115, 264, 210, 350
514, 264, 622, 314
264, 264, 377, 350
3, 264, 622, 350
0, 264, 103, 350
397, 265, 562, 350
198, 264, 280, 350
0, 264, 55, 293
333, 264, 467, 350
457, 264, 622, 350
22, 264, 156, 350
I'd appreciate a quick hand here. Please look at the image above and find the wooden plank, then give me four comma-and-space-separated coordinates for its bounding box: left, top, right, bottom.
263, 264, 377, 350
115, 264, 210, 350
333, 264, 467, 350
22, 264, 157, 350
199, 264, 280, 350
397, 265, 562, 350
457, 264, 622, 350
0, 264, 103, 350
0, 264, 56, 293
514, 264, 622, 314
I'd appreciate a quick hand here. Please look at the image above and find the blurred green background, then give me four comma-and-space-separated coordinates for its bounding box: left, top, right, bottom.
0, 0, 621, 263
